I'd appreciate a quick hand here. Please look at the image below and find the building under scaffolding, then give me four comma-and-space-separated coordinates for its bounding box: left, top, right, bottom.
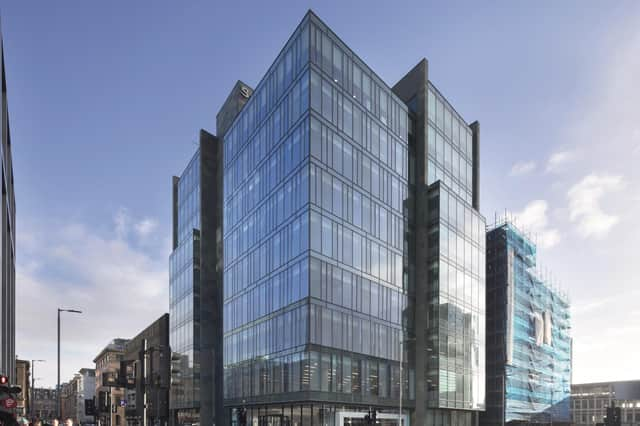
480, 221, 571, 426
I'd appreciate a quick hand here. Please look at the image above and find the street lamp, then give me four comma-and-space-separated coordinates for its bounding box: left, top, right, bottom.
57, 308, 82, 420
31, 359, 45, 418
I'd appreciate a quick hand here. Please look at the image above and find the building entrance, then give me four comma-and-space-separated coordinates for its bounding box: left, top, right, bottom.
257, 414, 291, 426
341, 418, 400, 426
337, 412, 408, 426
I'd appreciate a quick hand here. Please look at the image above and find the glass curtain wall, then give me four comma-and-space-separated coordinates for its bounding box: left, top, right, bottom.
424, 83, 486, 413
307, 15, 410, 406
222, 13, 412, 412
222, 17, 311, 401
169, 152, 202, 412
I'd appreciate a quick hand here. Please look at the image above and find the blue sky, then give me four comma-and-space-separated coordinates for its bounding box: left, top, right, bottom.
3, 0, 639, 387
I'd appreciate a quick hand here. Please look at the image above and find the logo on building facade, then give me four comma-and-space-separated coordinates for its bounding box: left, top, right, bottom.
239, 86, 250, 99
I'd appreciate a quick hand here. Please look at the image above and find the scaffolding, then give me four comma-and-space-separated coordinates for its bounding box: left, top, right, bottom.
485, 221, 572, 425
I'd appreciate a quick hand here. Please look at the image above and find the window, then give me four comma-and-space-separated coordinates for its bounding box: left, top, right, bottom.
353, 65, 362, 100
353, 106, 363, 145
322, 216, 332, 257
311, 72, 321, 115
437, 98, 444, 129
428, 89, 436, 122
343, 99, 353, 138
380, 90, 388, 125
332, 44, 342, 82
444, 107, 452, 139
362, 73, 371, 110
322, 33, 332, 75
322, 79, 332, 121
311, 212, 321, 253
428, 126, 436, 158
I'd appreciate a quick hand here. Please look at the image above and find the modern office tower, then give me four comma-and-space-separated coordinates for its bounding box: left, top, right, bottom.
571, 381, 640, 426
0, 22, 16, 383
169, 130, 224, 426
394, 56, 485, 426
219, 10, 485, 426
481, 222, 571, 426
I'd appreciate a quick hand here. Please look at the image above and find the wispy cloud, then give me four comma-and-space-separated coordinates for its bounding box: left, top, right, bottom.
573, 296, 616, 315
633, 129, 640, 156
509, 160, 536, 176
16, 210, 168, 387
114, 207, 158, 241
135, 218, 158, 238
114, 207, 130, 239
546, 150, 576, 173
514, 200, 560, 249
567, 174, 625, 239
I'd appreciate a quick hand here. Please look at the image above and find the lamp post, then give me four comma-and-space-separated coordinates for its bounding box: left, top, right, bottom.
31, 359, 45, 418
57, 308, 82, 420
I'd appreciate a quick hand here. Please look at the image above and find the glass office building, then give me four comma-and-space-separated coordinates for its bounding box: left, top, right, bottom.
170, 148, 202, 424
481, 222, 571, 425
169, 130, 223, 426
0, 23, 16, 383
218, 11, 485, 426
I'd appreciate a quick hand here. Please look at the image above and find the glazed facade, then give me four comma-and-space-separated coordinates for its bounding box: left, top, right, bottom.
222, 12, 416, 424
0, 23, 16, 382
219, 11, 484, 426
169, 151, 202, 421
423, 89, 486, 412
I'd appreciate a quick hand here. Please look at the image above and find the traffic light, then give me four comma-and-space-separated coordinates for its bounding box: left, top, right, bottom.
238, 408, 247, 426
364, 410, 377, 425
0, 375, 8, 385
84, 399, 96, 416
605, 404, 622, 426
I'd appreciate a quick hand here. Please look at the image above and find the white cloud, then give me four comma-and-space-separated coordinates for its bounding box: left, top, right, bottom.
572, 296, 615, 315
113, 207, 159, 241
509, 161, 536, 176
513, 200, 561, 249
134, 218, 158, 238
545, 150, 576, 173
16, 211, 169, 388
567, 174, 625, 239
633, 131, 640, 156
114, 207, 130, 239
